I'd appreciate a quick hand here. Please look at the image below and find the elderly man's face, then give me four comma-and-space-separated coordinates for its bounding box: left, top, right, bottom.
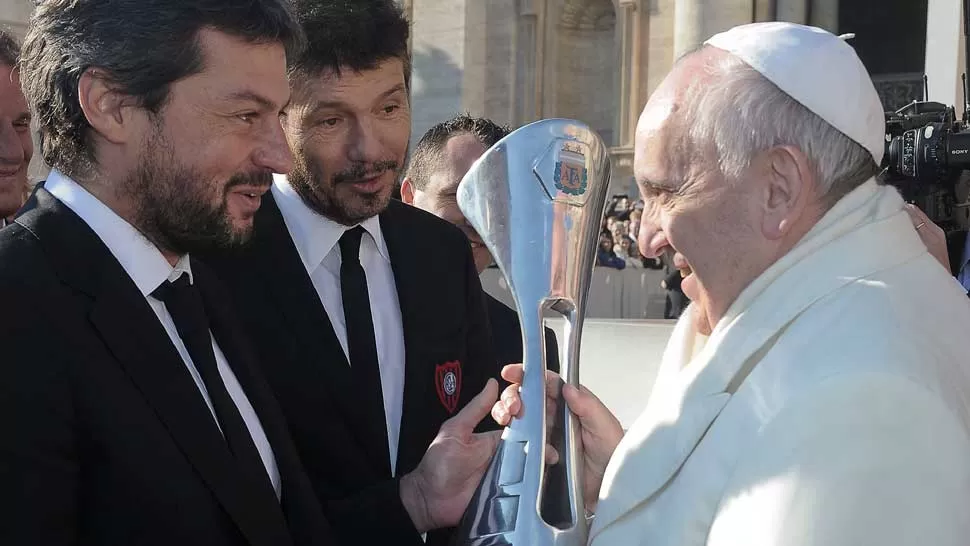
283, 58, 410, 226
403, 132, 492, 273
634, 49, 766, 335
0, 63, 32, 219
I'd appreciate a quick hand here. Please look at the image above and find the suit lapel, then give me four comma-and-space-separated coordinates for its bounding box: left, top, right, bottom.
592, 196, 927, 537
194, 261, 323, 541
379, 201, 433, 474
90, 277, 291, 546
23, 189, 290, 546
251, 195, 386, 472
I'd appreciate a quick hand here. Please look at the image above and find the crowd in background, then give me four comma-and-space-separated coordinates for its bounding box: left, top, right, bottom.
597, 194, 689, 319
597, 194, 656, 270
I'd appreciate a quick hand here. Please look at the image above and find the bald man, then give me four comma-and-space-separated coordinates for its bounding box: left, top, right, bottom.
401, 114, 560, 376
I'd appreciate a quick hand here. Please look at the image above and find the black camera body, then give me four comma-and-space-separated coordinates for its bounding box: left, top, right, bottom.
882, 100, 970, 232
879, 0, 970, 233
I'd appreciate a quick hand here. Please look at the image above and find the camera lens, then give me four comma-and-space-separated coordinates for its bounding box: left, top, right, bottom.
887, 130, 918, 178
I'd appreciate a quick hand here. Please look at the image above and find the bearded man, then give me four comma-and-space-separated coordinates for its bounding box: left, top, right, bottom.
0, 1, 340, 544
199, 1, 502, 545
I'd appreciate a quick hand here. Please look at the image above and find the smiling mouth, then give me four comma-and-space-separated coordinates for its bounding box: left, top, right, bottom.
236, 189, 268, 198
229, 183, 271, 204
664, 247, 693, 277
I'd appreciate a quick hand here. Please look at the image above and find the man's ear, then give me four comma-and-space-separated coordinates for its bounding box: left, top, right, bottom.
760, 145, 813, 240
77, 68, 138, 145
400, 177, 416, 205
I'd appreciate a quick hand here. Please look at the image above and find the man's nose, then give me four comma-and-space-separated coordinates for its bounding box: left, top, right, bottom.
348, 117, 384, 164
253, 119, 293, 174
0, 122, 25, 166
637, 220, 669, 259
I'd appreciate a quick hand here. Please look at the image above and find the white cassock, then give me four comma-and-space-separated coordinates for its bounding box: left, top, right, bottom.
589, 179, 970, 546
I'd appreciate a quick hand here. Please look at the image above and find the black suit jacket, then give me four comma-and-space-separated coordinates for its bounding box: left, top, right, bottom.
485, 292, 560, 375
200, 195, 497, 546
0, 188, 334, 546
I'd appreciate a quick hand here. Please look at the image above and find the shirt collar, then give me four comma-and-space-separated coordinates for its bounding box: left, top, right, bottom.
44, 169, 192, 296
271, 173, 390, 273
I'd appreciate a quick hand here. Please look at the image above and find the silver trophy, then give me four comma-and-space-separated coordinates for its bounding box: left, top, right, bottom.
453, 119, 611, 546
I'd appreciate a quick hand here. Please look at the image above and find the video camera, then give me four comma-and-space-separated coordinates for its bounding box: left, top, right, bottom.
880, 0, 970, 233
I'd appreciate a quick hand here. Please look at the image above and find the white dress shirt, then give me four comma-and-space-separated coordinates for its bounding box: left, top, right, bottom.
45, 169, 281, 497
272, 175, 406, 476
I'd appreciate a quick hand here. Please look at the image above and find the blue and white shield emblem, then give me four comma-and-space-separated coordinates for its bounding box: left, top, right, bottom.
554, 143, 588, 196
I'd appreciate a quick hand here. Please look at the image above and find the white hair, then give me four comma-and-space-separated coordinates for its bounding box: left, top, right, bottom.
680, 48, 880, 206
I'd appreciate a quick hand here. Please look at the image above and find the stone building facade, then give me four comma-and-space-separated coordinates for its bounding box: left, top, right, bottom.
0, 0, 28, 38
402, 0, 933, 195
0, 0, 951, 191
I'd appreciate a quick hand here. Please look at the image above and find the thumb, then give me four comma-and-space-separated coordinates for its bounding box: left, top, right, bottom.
563, 383, 613, 430
473, 429, 503, 460
446, 378, 499, 434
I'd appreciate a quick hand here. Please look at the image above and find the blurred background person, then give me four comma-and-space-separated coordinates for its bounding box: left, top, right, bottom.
596, 231, 625, 269
400, 113, 560, 375
0, 30, 31, 227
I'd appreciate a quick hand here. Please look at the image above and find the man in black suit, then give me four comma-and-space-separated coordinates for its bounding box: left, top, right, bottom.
0, 2, 337, 544
200, 2, 502, 545
400, 113, 560, 374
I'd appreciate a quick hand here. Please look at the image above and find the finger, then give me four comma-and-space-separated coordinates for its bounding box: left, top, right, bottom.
500, 383, 522, 417
446, 378, 499, 433
563, 383, 617, 432
500, 364, 523, 384
491, 400, 510, 426
501, 363, 561, 395
545, 444, 560, 465
904, 203, 931, 226
545, 370, 563, 400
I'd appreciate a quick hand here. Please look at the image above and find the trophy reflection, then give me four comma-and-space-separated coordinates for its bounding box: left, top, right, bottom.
453, 119, 611, 546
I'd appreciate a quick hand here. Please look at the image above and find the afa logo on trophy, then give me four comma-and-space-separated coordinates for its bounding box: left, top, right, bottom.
554, 141, 588, 196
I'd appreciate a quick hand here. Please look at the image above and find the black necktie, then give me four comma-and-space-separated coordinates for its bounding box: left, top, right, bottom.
152, 273, 277, 497
339, 227, 391, 475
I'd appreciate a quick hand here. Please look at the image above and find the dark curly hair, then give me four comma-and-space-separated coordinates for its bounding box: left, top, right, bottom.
288, 0, 411, 89
20, 0, 305, 179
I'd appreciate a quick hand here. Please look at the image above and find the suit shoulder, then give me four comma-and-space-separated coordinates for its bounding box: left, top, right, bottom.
384, 200, 468, 246
0, 223, 53, 289
189, 257, 222, 288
